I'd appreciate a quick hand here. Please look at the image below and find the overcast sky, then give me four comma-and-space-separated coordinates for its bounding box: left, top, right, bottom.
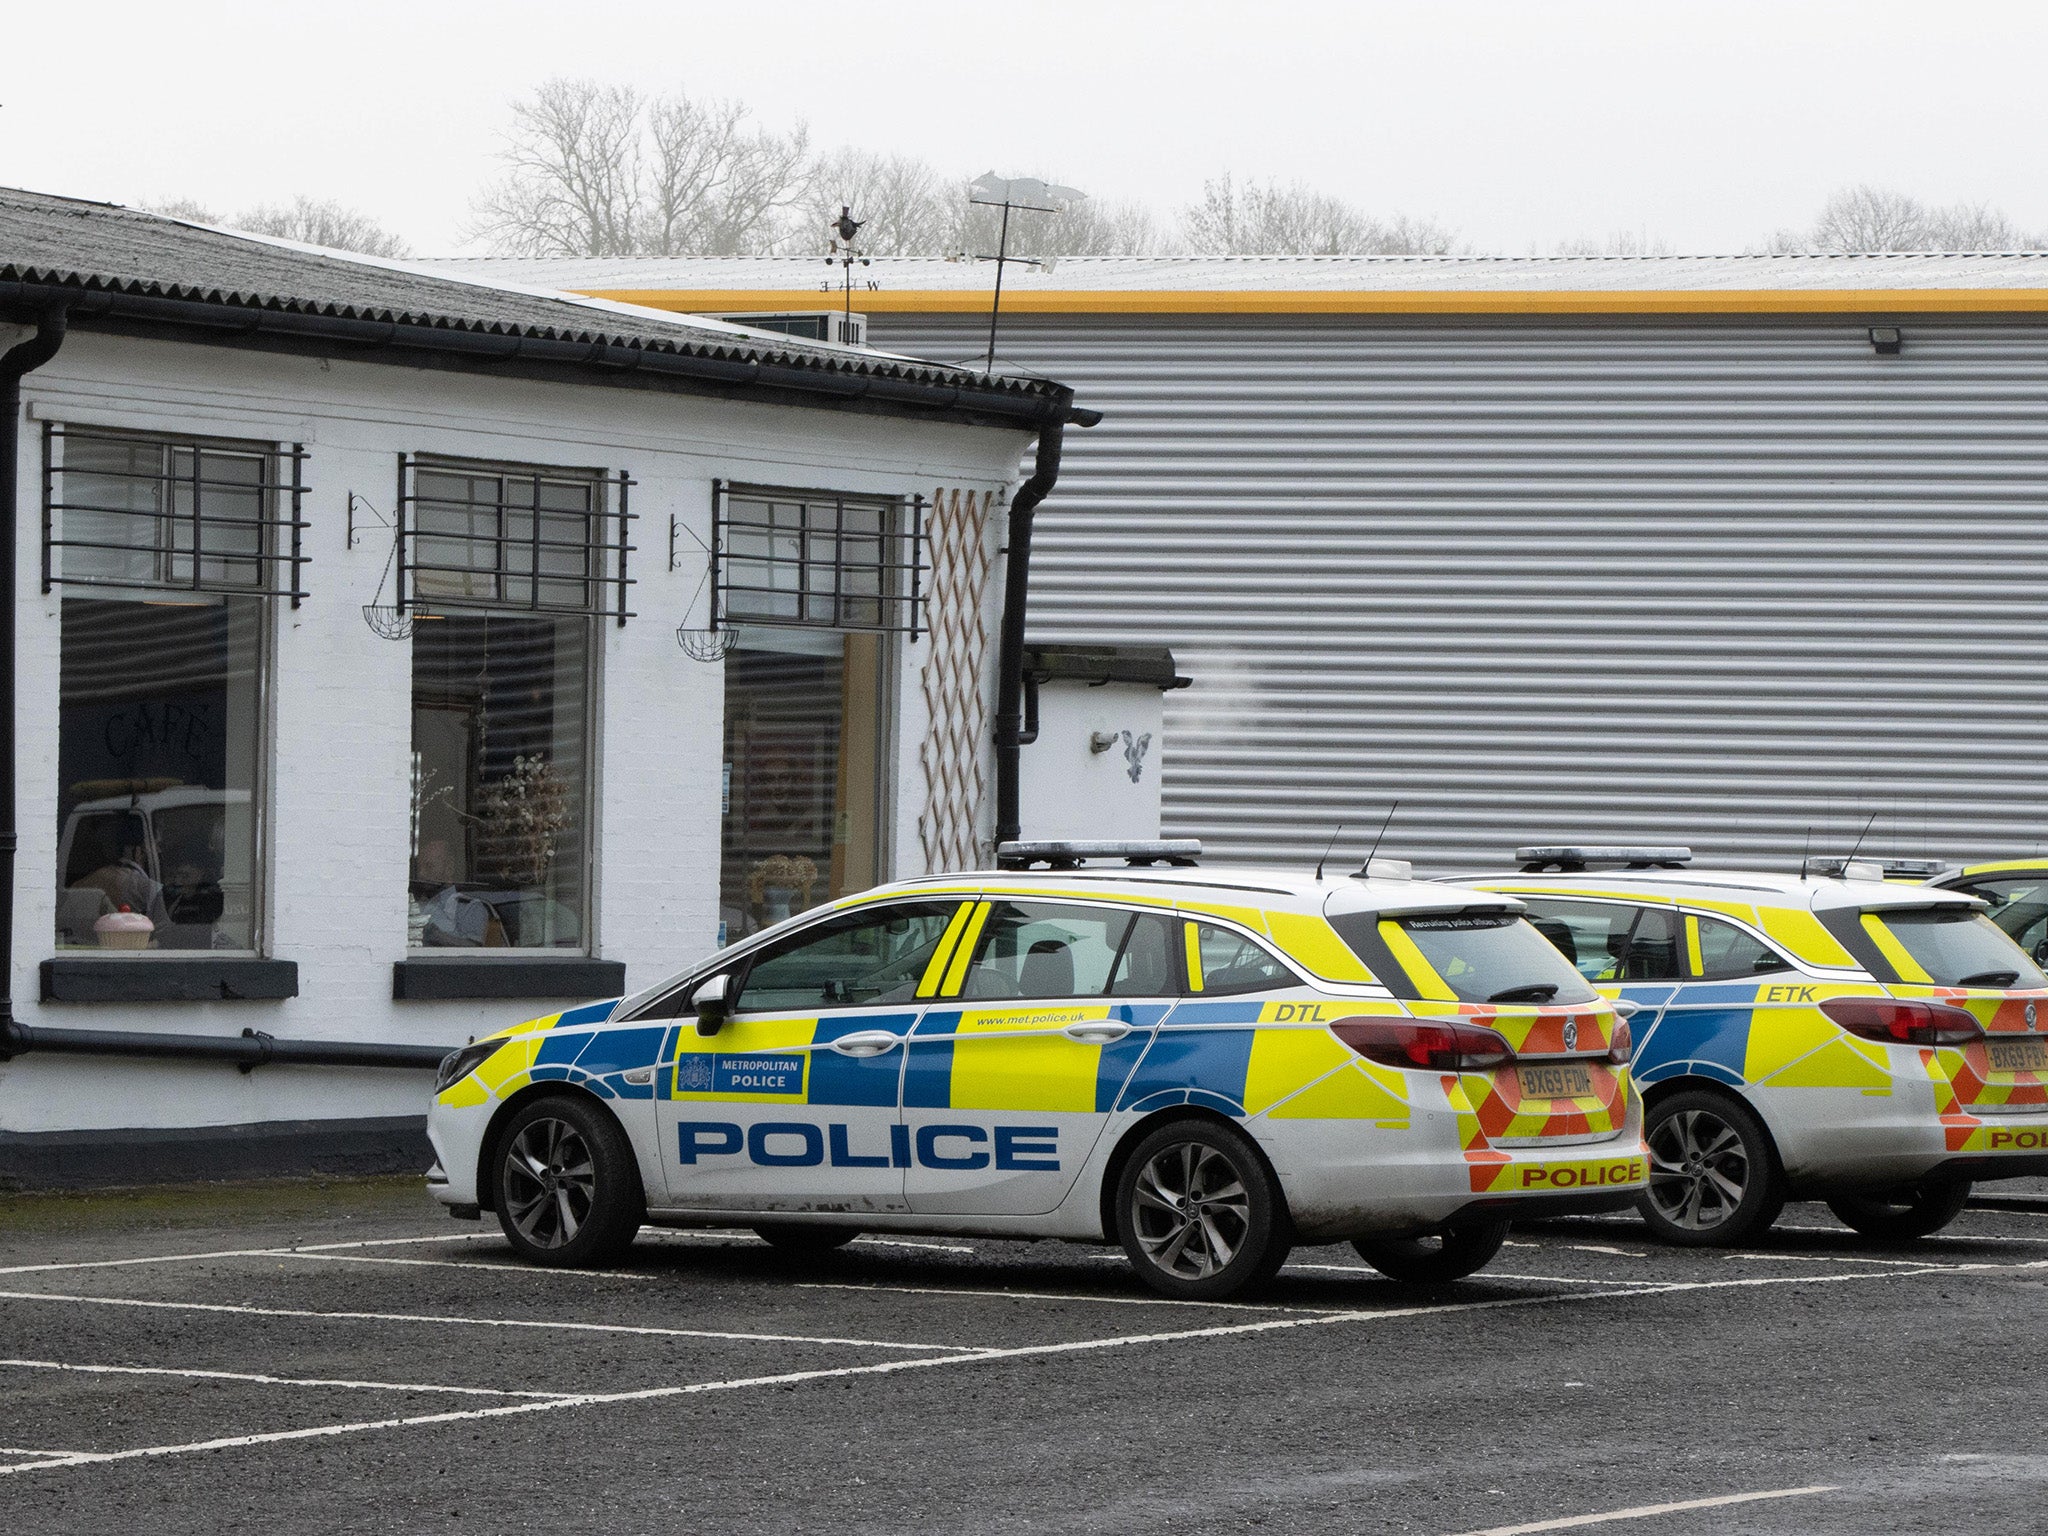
4, 0, 2044, 257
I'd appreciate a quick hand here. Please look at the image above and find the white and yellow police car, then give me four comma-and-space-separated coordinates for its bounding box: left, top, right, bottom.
1472, 847, 2048, 1246
428, 841, 1648, 1299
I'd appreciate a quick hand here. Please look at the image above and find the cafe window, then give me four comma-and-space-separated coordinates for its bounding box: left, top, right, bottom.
405, 458, 612, 952
48, 427, 286, 953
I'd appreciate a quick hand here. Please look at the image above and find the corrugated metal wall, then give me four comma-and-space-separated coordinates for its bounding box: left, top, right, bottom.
875, 314, 2048, 875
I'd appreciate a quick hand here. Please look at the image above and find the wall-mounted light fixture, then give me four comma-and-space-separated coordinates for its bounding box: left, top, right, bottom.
1868, 326, 1904, 356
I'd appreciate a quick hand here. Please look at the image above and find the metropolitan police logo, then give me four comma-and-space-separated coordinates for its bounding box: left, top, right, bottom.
1562, 1019, 1579, 1051
676, 1055, 716, 1092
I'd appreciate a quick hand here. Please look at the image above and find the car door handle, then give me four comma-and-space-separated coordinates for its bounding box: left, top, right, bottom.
1062, 1021, 1132, 1044
829, 1030, 902, 1057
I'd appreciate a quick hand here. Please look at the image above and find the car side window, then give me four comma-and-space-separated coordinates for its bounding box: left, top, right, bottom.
958, 902, 1136, 1000
1622, 907, 1684, 982
1691, 915, 1791, 979
733, 901, 961, 1013
1108, 914, 1177, 996
1186, 921, 1296, 995
1955, 878, 2048, 959
1516, 898, 1637, 983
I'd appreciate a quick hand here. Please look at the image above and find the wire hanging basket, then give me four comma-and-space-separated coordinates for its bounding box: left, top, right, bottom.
363, 603, 413, 641
677, 624, 736, 663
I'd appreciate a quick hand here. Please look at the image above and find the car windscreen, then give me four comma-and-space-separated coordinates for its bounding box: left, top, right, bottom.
1867, 906, 2048, 990
1389, 913, 1599, 1005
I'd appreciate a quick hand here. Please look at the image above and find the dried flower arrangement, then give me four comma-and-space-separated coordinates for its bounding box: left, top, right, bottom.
474, 754, 571, 889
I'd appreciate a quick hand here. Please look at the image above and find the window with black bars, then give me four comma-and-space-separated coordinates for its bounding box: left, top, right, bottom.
714, 481, 925, 636
399, 456, 634, 625
42, 425, 309, 605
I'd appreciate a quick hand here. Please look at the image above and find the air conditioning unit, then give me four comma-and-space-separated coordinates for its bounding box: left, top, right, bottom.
710, 311, 868, 347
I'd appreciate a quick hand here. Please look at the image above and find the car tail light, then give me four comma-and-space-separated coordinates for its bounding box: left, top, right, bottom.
1820, 997, 1984, 1047
1606, 1017, 1633, 1064
1331, 1017, 1516, 1073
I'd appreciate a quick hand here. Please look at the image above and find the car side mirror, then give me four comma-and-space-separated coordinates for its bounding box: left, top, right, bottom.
1611, 998, 1642, 1020
693, 973, 731, 1036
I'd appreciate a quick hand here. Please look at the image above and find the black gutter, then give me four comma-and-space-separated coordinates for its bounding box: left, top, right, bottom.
0, 304, 67, 1065
0, 280, 1089, 434
993, 422, 1065, 843
0, 1021, 452, 1071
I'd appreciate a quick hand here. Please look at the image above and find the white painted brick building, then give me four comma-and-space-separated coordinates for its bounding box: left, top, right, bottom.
0, 192, 1080, 1181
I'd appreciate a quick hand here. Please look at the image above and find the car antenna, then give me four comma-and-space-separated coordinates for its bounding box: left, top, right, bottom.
1843, 809, 1879, 869
1354, 800, 1400, 876
1800, 824, 1813, 880
1314, 823, 1346, 883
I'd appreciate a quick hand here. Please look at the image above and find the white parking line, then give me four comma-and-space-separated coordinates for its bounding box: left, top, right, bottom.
0, 1267, 1937, 1482
0, 1231, 494, 1277
798, 1280, 1351, 1314
0, 1446, 92, 1459
0, 1290, 984, 1354
271, 1252, 652, 1280
1444, 1483, 1839, 1535
0, 1358, 573, 1400
1720, 1249, 1950, 1268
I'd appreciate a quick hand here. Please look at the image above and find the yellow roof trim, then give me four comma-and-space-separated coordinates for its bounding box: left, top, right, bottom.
583, 287, 2048, 318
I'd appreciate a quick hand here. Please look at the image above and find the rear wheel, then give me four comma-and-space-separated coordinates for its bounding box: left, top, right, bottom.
753, 1223, 859, 1254
1114, 1119, 1291, 1300
493, 1095, 644, 1267
1353, 1216, 1510, 1284
1638, 1089, 1784, 1246
1826, 1179, 1972, 1241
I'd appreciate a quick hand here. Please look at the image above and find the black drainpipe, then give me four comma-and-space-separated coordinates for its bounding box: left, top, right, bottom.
0, 305, 68, 1061
992, 411, 1096, 845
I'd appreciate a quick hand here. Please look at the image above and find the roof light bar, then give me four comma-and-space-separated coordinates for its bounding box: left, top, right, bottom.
1515, 846, 1693, 873
1356, 857, 1415, 882
1800, 856, 1887, 883
995, 839, 1202, 871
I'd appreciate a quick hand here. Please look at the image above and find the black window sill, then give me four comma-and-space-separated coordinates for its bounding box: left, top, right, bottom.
392, 957, 627, 1002
41, 958, 300, 1004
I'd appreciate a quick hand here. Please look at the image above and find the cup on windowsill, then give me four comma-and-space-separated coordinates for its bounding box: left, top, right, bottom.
94, 907, 154, 950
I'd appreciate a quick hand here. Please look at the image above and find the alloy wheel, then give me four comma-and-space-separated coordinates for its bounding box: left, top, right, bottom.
1130, 1140, 1253, 1279
1646, 1106, 1750, 1231
502, 1116, 598, 1250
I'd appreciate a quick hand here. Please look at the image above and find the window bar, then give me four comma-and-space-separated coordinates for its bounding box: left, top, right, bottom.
615, 469, 634, 628
395, 453, 411, 616
528, 471, 544, 613
186, 443, 204, 593
39, 422, 54, 596
832, 495, 846, 628
287, 443, 307, 609
709, 478, 725, 632
908, 494, 926, 642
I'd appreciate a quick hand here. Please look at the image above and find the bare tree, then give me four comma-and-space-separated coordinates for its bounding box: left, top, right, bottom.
1548, 230, 1673, 256
470, 77, 812, 258
1768, 185, 2047, 252
144, 198, 225, 225
1178, 175, 1456, 255
236, 196, 411, 258
804, 150, 959, 256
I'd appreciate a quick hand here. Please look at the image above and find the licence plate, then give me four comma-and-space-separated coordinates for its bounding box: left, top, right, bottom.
1518, 1062, 1594, 1099
1989, 1038, 2048, 1073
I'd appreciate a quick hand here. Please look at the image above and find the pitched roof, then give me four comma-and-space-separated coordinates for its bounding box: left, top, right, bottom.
0, 188, 1076, 424
442, 251, 2048, 316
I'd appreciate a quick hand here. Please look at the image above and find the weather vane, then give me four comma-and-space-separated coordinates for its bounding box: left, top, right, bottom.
825, 205, 869, 338
962, 173, 1086, 373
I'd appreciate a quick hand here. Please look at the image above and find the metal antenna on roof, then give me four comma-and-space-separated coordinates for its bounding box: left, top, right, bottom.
1314, 824, 1346, 883
1800, 825, 1814, 880
1844, 810, 1880, 867
1355, 801, 1401, 876
963, 174, 1086, 372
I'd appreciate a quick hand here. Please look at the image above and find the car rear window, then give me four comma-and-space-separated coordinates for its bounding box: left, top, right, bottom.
1869, 907, 2048, 990
1380, 913, 1598, 1005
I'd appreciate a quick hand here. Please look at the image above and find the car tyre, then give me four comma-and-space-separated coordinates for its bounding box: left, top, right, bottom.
1114, 1119, 1291, 1300
1825, 1179, 1972, 1242
1352, 1216, 1510, 1284
753, 1223, 859, 1254
493, 1095, 644, 1268
1637, 1088, 1784, 1247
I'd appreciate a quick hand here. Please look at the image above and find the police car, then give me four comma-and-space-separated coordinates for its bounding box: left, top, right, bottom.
427, 841, 1648, 1298
1925, 861, 2048, 966
1471, 847, 2048, 1246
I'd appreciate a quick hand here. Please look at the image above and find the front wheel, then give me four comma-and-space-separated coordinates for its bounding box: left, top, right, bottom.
1353, 1216, 1510, 1284
1637, 1089, 1784, 1246
493, 1095, 645, 1267
1114, 1120, 1291, 1300
1826, 1179, 1971, 1241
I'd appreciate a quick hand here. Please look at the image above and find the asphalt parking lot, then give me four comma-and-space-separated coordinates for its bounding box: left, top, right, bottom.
4, 1179, 2048, 1535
